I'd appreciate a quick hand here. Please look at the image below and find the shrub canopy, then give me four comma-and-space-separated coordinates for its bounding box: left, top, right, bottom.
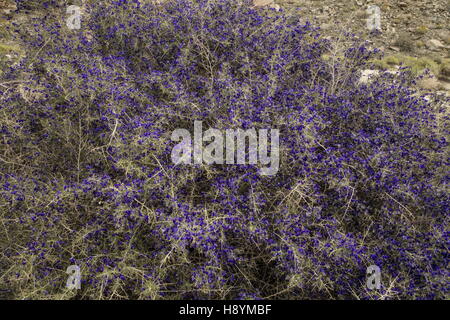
0, 0, 448, 299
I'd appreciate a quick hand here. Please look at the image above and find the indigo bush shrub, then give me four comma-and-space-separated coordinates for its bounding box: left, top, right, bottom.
0, 0, 448, 299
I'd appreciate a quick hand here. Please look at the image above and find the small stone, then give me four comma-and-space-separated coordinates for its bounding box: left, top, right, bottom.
359, 70, 380, 84
320, 23, 333, 31
253, 0, 275, 7
439, 82, 450, 91
426, 39, 445, 51
417, 77, 440, 90
438, 31, 450, 45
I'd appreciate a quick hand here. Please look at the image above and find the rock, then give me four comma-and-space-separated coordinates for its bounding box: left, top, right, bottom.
320, 23, 333, 31
417, 76, 440, 90
439, 81, 450, 91
252, 0, 281, 11
426, 39, 445, 51
253, 0, 275, 7
359, 70, 380, 84
0, 0, 16, 15
438, 30, 450, 45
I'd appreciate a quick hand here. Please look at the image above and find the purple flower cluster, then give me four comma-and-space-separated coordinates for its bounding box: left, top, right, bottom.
0, 0, 448, 299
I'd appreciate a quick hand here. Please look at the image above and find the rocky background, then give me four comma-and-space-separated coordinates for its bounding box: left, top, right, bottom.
1, 0, 449, 90
278, 0, 450, 90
